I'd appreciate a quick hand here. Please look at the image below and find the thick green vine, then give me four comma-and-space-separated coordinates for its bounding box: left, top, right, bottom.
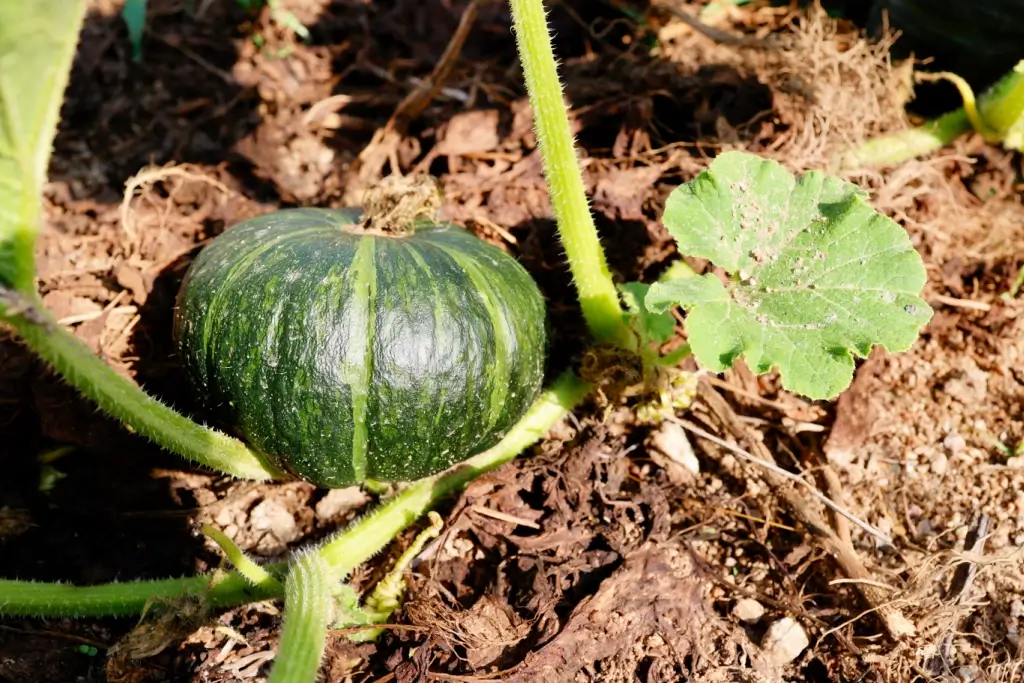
2, 296, 285, 481
0, 0, 283, 482
507, 0, 631, 350
841, 60, 1024, 167
0, 370, 591, 618
0, 2, 608, 680
267, 553, 334, 683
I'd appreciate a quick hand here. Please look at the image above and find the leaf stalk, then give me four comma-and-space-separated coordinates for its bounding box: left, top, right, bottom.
507, 0, 631, 349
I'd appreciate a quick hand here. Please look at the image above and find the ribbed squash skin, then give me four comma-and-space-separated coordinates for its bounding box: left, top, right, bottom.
173, 208, 547, 488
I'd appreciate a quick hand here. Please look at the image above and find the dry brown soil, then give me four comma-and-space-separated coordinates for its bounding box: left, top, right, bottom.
3, 1, 1024, 682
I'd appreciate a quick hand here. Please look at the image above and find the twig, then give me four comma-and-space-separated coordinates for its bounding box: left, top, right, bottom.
0, 624, 108, 650
153, 34, 235, 84
470, 505, 542, 530
672, 417, 893, 545
650, 0, 779, 49
931, 514, 991, 675
349, 0, 481, 193
692, 382, 916, 639
931, 294, 992, 312
387, 0, 482, 131
817, 452, 853, 547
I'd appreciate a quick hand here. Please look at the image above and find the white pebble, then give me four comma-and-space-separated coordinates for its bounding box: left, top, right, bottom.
646, 421, 700, 478
732, 598, 765, 623
761, 617, 809, 666
943, 433, 966, 455
314, 486, 370, 522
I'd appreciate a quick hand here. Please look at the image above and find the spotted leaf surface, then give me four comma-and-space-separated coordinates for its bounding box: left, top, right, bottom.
646, 152, 932, 399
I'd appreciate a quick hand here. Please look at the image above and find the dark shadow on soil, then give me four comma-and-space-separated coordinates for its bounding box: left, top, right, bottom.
52, 6, 264, 202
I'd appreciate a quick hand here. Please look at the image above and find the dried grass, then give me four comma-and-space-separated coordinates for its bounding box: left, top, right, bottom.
668, 2, 1024, 274
755, 4, 912, 172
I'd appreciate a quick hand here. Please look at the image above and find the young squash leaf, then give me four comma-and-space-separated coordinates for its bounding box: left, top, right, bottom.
619, 282, 676, 348
645, 151, 932, 400
0, 0, 85, 295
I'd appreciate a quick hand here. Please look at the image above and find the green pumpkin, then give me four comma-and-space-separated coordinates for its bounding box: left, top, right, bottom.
172, 208, 548, 488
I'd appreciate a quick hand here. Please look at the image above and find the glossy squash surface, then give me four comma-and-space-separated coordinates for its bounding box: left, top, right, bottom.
173, 208, 548, 487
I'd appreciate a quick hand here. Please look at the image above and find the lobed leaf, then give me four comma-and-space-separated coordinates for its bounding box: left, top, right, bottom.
646, 151, 932, 399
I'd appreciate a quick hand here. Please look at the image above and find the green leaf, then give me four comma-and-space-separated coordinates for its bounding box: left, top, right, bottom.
121, 0, 147, 64
646, 151, 932, 400
619, 282, 676, 347
0, 0, 85, 294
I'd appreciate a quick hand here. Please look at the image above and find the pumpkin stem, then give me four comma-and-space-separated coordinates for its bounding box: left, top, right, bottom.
360, 173, 444, 235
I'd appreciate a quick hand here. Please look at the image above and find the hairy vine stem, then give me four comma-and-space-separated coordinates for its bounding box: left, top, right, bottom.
0, 371, 591, 618
1, 290, 285, 481
267, 553, 334, 683
507, 0, 632, 350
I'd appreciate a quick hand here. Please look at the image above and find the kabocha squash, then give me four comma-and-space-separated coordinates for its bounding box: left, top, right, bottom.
173, 198, 548, 488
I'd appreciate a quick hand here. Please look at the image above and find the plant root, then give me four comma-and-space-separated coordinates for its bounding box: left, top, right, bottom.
926, 513, 991, 676
119, 162, 234, 257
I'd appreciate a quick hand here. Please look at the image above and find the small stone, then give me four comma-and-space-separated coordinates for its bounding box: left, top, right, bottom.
941, 367, 988, 404
314, 487, 370, 523
115, 264, 151, 305
645, 421, 700, 484
957, 665, 977, 682
761, 617, 809, 666
915, 518, 933, 539
875, 517, 893, 543
943, 433, 967, 455
1007, 624, 1020, 649
249, 499, 298, 544
214, 506, 235, 527
1008, 457, 1024, 469
930, 452, 948, 476
733, 598, 765, 623
1011, 599, 1024, 619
